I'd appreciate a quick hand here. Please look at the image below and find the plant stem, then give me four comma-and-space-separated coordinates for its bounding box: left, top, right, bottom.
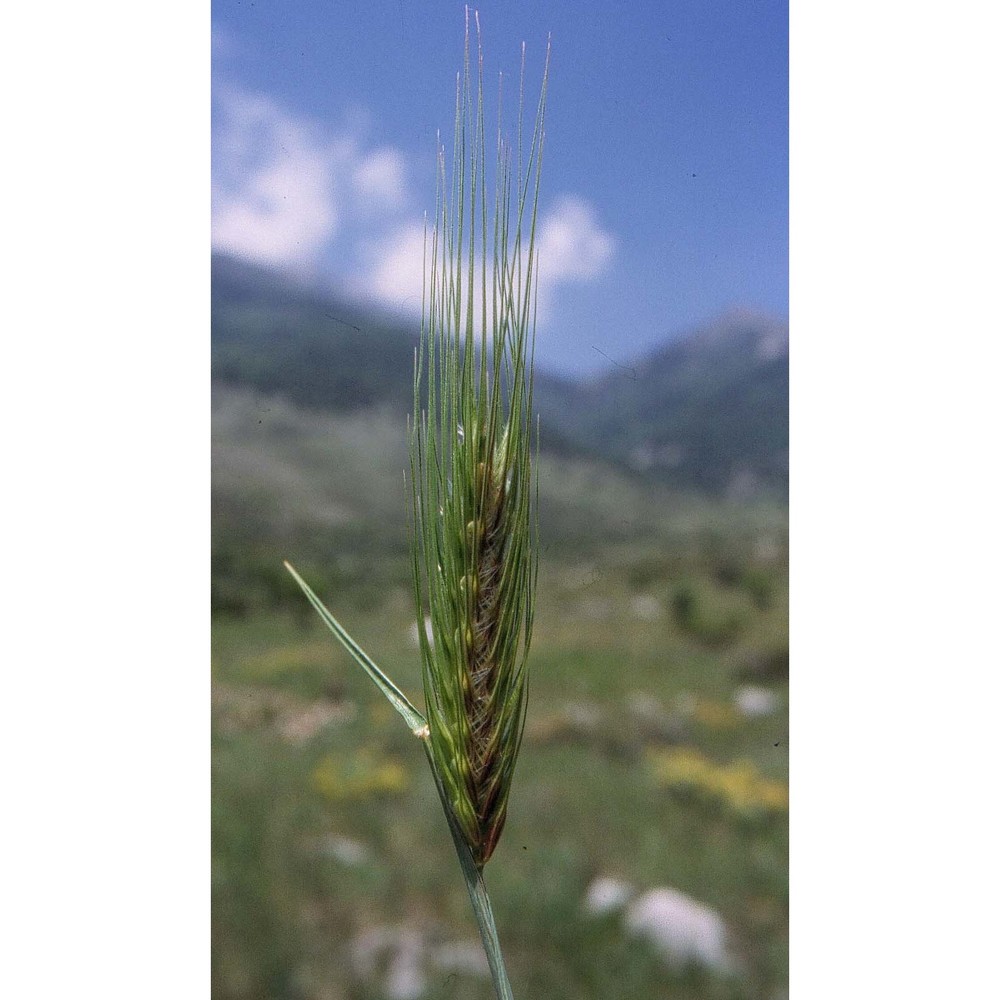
282, 564, 516, 996
421, 742, 515, 1000
458, 859, 514, 1000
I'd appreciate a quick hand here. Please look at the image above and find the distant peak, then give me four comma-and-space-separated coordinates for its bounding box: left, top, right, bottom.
704, 305, 787, 336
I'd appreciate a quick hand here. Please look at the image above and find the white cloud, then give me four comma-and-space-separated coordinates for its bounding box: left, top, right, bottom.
357, 193, 616, 323
212, 151, 342, 267
212, 90, 346, 266
536, 195, 616, 284
362, 222, 426, 313
354, 148, 407, 210
211, 85, 615, 327
212, 88, 412, 270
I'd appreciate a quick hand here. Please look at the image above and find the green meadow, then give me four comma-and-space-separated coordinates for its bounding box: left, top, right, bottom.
212, 383, 788, 1000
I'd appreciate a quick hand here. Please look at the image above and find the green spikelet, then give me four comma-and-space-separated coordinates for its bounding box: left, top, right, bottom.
410, 11, 548, 869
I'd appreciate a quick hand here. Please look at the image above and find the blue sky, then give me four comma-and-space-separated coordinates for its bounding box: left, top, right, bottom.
212, 0, 787, 375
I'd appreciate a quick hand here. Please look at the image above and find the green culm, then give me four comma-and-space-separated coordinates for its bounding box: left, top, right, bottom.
284, 11, 549, 998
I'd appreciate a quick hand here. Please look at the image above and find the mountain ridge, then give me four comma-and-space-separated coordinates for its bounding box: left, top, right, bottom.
212, 253, 787, 496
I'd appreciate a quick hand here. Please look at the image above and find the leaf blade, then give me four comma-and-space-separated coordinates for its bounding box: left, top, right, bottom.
283, 561, 427, 734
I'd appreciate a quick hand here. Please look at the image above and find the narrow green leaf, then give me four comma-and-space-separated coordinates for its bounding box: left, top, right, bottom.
283, 561, 428, 735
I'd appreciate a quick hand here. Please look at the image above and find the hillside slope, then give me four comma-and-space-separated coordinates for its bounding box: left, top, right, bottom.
212, 254, 419, 413
544, 311, 789, 495
212, 254, 787, 495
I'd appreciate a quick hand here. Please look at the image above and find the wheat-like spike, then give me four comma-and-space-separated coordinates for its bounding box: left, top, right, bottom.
410, 12, 549, 870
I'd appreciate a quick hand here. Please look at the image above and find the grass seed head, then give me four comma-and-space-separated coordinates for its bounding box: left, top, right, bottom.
410, 11, 548, 868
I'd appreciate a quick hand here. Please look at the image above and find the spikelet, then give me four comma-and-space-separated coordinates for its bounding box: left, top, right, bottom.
410, 11, 548, 869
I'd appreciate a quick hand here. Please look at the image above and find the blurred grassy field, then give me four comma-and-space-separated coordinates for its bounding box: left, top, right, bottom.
212, 386, 788, 1000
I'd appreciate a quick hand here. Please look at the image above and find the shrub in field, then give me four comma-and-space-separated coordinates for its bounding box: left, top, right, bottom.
671, 581, 742, 646
647, 745, 788, 825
